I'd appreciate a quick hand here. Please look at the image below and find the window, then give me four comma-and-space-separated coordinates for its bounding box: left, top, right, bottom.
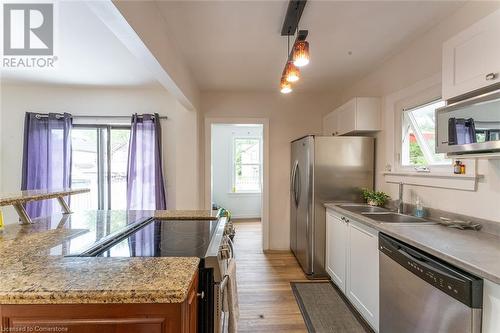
71, 125, 130, 210
401, 100, 450, 167
232, 137, 261, 193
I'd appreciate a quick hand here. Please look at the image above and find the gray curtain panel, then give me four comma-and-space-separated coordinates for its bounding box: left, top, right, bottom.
21, 112, 72, 218
126, 113, 167, 210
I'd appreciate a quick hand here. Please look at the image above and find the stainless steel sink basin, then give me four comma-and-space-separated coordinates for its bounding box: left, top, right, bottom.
338, 204, 389, 214
362, 212, 431, 224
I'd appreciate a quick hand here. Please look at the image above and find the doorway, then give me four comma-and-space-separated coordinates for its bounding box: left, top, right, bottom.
205, 118, 269, 250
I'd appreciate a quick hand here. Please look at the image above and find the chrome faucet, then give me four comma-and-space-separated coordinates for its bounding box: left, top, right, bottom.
398, 182, 404, 214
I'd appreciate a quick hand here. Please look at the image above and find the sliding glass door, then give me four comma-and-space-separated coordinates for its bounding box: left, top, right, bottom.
71, 125, 130, 210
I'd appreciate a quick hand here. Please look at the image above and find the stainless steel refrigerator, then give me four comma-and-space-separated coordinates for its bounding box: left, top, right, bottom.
290, 135, 374, 278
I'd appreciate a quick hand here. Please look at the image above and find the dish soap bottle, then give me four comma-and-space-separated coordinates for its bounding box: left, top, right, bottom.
453, 160, 461, 174
415, 197, 425, 218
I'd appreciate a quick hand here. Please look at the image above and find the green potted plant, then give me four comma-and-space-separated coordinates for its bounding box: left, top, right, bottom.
361, 189, 390, 207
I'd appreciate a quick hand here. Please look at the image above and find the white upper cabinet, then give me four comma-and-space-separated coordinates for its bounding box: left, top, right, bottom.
322, 97, 380, 136
442, 9, 500, 100
323, 110, 339, 136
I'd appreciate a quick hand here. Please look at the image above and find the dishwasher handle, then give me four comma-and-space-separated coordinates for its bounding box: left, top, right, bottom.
397, 247, 461, 281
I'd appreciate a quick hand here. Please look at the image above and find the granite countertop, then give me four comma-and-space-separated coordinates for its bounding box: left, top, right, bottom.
0, 211, 201, 304
324, 202, 500, 284
0, 188, 90, 206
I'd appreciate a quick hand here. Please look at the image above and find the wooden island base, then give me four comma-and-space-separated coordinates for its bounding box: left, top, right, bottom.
0, 274, 198, 333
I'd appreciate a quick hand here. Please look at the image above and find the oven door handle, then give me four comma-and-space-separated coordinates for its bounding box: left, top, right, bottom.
227, 236, 235, 259
220, 275, 229, 292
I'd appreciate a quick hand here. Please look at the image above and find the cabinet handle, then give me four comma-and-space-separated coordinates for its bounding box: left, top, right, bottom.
486, 73, 498, 81
197, 291, 205, 299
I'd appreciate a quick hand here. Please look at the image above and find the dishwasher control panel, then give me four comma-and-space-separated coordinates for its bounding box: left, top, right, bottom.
379, 233, 483, 308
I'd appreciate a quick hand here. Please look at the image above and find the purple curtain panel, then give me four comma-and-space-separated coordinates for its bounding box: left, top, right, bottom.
126, 113, 167, 210
21, 113, 72, 218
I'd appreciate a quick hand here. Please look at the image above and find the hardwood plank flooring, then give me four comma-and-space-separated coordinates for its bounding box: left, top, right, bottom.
233, 221, 308, 332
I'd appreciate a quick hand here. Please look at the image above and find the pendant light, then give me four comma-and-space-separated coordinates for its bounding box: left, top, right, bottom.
284, 60, 300, 82
280, 76, 292, 94
284, 35, 300, 82
293, 40, 310, 67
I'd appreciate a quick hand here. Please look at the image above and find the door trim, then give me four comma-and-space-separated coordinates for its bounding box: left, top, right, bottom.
204, 117, 270, 250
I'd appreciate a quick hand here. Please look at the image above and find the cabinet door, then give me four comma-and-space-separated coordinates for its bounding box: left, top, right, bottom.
336, 99, 356, 135
185, 276, 198, 333
443, 9, 500, 100
482, 279, 500, 333
347, 220, 379, 332
355, 97, 380, 132
325, 212, 348, 292
323, 111, 339, 136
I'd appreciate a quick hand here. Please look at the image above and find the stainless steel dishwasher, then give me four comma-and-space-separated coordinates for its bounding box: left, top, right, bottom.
379, 233, 483, 333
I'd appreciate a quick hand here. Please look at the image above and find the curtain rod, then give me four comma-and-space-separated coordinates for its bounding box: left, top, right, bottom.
34, 114, 168, 120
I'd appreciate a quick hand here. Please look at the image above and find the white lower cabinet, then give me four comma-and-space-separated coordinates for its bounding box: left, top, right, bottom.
483, 279, 500, 333
325, 209, 379, 332
346, 219, 379, 332
326, 212, 348, 291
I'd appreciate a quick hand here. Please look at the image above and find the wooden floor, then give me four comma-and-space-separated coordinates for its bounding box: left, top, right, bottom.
233, 220, 308, 332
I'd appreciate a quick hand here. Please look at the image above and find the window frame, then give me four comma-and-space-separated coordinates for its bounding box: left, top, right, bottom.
230, 136, 262, 194
394, 88, 452, 174
401, 98, 449, 167
72, 124, 131, 210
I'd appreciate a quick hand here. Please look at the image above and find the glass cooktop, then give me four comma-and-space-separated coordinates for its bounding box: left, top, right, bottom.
96, 219, 220, 258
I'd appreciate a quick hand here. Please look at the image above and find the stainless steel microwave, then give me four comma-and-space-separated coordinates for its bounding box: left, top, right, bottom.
436, 89, 500, 155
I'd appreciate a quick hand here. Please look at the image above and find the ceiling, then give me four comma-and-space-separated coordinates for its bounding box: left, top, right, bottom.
1, 1, 159, 88
156, 0, 465, 93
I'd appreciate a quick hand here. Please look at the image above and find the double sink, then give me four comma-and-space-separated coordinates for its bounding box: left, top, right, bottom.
338, 204, 435, 224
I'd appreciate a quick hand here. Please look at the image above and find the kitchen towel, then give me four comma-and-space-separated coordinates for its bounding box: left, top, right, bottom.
226, 260, 239, 333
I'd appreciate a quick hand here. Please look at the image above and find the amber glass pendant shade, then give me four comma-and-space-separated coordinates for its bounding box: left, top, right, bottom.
280, 76, 292, 94
284, 61, 300, 82
293, 40, 310, 67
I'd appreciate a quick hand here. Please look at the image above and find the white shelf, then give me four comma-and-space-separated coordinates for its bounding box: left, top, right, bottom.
383, 171, 483, 191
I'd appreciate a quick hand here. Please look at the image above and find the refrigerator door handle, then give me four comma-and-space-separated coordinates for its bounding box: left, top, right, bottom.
291, 160, 299, 206
294, 164, 301, 207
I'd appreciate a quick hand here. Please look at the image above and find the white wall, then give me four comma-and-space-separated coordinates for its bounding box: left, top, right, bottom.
200, 92, 335, 250
212, 124, 262, 219
112, 0, 200, 111
336, 1, 500, 223
0, 84, 200, 224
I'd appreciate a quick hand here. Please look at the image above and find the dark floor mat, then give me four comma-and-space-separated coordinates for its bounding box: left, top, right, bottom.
291, 281, 373, 333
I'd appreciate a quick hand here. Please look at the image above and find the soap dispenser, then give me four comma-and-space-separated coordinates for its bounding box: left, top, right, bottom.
415, 197, 425, 218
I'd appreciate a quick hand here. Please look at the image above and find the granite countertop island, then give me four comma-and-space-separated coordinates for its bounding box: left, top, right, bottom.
0, 210, 209, 305
325, 202, 500, 284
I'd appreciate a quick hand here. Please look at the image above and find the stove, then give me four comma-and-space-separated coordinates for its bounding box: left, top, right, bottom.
78, 217, 233, 333
96, 220, 220, 258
